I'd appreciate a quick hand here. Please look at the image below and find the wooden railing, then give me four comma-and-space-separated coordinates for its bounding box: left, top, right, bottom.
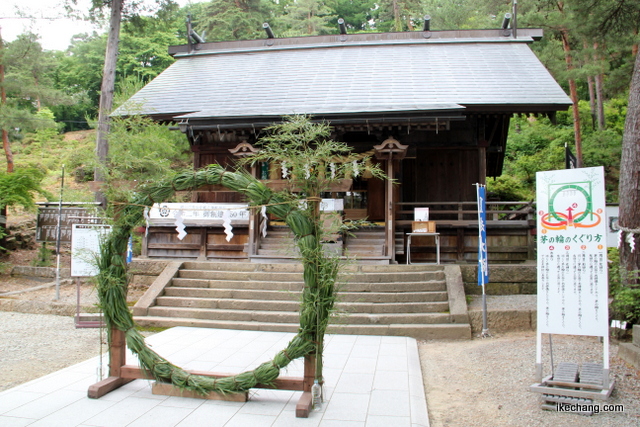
395, 201, 536, 228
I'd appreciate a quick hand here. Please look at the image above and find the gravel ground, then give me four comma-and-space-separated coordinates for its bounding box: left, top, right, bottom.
0, 311, 107, 392
419, 332, 640, 427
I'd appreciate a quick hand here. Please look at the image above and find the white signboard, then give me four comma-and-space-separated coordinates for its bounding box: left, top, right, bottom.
414, 207, 429, 221
536, 167, 609, 337
71, 224, 112, 277
320, 198, 344, 212
148, 203, 250, 226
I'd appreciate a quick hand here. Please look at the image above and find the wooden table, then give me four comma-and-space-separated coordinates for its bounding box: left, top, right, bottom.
406, 232, 440, 265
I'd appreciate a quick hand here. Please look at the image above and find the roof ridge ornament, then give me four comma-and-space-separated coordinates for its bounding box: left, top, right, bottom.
422, 15, 431, 39
338, 18, 347, 42
263, 23, 275, 46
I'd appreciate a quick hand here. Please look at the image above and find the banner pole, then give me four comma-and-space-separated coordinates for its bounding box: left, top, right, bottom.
55, 165, 65, 301
475, 183, 490, 337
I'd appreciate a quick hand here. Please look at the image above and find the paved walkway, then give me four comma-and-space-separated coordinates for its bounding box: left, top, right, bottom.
0, 327, 429, 427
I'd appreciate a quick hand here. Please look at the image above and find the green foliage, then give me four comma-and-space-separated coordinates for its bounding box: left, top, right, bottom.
242, 115, 385, 197
0, 167, 50, 211
105, 114, 191, 184
197, 0, 274, 41
608, 248, 640, 325
416, 0, 506, 30
500, 93, 626, 202
486, 174, 532, 202
612, 288, 640, 326
0, 33, 72, 137
31, 243, 54, 267
276, 0, 336, 36
327, 0, 375, 31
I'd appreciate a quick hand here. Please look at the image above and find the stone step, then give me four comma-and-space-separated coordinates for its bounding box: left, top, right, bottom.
171, 278, 447, 292
156, 296, 449, 313
165, 287, 300, 301
146, 306, 453, 325
177, 269, 445, 283
181, 261, 441, 273
164, 287, 448, 303
135, 316, 299, 333
133, 316, 471, 340
133, 261, 470, 340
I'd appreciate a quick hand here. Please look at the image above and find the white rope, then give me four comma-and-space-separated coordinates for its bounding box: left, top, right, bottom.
619, 225, 640, 234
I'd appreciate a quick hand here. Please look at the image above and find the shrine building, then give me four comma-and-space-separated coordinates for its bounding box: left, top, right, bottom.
115, 25, 571, 264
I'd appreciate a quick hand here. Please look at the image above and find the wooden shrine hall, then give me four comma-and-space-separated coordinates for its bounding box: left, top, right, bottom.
115, 26, 571, 264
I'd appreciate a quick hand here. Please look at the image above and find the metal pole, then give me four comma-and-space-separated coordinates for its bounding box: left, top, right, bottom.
549, 334, 555, 378
482, 288, 488, 334
55, 165, 65, 300
475, 183, 490, 337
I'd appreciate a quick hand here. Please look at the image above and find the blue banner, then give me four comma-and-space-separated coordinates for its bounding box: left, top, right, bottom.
126, 235, 133, 264
477, 185, 489, 286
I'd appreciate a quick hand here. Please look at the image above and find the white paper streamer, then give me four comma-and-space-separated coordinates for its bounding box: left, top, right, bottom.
305, 163, 311, 179
174, 210, 187, 240
619, 230, 637, 253
222, 209, 233, 242
281, 161, 289, 179
330, 162, 336, 179
143, 207, 150, 238
261, 205, 268, 237
352, 160, 360, 178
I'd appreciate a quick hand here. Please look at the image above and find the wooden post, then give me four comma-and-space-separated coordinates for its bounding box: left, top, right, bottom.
296, 354, 316, 418
374, 138, 408, 262
386, 154, 394, 259
88, 327, 133, 398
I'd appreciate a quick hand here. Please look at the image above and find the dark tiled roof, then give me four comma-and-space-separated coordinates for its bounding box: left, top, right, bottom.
114, 32, 571, 120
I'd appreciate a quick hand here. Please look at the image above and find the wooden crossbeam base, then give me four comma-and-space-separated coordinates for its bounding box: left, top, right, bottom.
152, 382, 248, 401
88, 376, 134, 399
118, 365, 305, 391
89, 328, 318, 420
296, 391, 313, 418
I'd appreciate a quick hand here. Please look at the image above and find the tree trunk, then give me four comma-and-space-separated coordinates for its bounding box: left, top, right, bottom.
619, 51, 640, 278
392, 0, 401, 32
593, 43, 606, 130
560, 29, 583, 167
0, 28, 13, 174
94, 0, 124, 207
595, 73, 606, 130
587, 74, 596, 129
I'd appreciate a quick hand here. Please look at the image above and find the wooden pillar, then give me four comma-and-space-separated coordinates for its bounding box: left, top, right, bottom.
296, 354, 316, 417
229, 141, 260, 258
478, 146, 487, 186
88, 327, 133, 398
374, 138, 408, 262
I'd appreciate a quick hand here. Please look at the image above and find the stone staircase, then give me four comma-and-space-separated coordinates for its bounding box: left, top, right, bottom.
254, 225, 396, 262
133, 261, 471, 340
